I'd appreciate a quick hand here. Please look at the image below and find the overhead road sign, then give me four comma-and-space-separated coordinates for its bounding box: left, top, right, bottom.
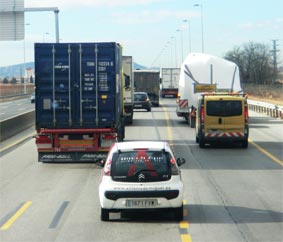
0, 0, 24, 40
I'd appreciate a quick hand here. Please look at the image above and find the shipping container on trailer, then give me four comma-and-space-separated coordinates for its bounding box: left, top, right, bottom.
134, 70, 160, 106
34, 42, 125, 162
160, 68, 180, 98
122, 56, 134, 124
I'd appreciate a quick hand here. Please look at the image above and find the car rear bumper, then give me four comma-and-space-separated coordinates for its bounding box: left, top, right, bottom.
99, 181, 184, 209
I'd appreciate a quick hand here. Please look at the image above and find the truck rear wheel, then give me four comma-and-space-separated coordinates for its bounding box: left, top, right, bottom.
199, 138, 205, 148
190, 117, 196, 128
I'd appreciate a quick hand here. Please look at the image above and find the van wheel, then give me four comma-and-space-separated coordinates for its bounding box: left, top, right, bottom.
242, 140, 248, 148
101, 208, 110, 221
196, 136, 199, 143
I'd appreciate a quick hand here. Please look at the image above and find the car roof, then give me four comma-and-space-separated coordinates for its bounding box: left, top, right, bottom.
113, 141, 171, 152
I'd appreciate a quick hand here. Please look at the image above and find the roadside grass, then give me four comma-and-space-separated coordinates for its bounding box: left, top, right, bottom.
243, 84, 283, 106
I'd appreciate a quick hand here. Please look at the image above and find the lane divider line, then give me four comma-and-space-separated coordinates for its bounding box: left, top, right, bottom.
0, 201, 32, 230
162, 103, 193, 242
249, 138, 283, 166
49, 201, 69, 229
181, 234, 192, 242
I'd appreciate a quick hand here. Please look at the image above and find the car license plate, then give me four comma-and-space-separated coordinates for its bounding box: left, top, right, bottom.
135, 104, 142, 107
126, 199, 157, 207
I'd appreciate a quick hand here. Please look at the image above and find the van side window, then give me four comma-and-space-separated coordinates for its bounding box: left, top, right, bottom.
207, 101, 242, 117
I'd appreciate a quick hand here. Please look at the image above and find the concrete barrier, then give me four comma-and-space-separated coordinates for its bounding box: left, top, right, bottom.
248, 100, 283, 119
0, 110, 35, 142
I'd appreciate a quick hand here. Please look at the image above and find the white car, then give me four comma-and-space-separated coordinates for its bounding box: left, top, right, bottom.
99, 141, 186, 221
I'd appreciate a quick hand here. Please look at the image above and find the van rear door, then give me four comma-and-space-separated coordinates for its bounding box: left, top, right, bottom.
205, 97, 244, 133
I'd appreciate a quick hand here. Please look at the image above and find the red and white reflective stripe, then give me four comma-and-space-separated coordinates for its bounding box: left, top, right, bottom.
205, 132, 245, 138
179, 99, 188, 108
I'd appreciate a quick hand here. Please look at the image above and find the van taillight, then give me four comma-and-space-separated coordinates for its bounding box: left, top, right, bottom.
244, 106, 249, 123
200, 106, 205, 123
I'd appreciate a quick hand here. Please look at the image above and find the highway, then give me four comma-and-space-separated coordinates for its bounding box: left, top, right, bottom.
0, 98, 282, 242
0, 97, 34, 121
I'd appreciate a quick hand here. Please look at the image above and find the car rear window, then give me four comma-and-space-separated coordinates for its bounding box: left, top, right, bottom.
111, 150, 172, 182
134, 94, 147, 101
206, 100, 242, 117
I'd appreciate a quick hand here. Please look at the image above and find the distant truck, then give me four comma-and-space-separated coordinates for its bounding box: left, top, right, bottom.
176, 53, 243, 127
134, 70, 160, 106
160, 68, 180, 98
34, 42, 125, 163
122, 56, 134, 124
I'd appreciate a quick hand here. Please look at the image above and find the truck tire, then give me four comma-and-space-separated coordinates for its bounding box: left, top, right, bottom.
190, 117, 196, 128
117, 118, 125, 142
199, 138, 205, 148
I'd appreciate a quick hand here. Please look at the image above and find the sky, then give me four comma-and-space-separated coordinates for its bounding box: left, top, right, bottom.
0, 0, 282, 68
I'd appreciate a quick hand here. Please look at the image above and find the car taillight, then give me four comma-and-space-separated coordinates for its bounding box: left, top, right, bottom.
103, 160, 112, 176
200, 105, 205, 124
244, 106, 249, 123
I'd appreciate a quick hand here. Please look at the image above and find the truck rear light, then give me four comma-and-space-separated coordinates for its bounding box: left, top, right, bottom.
36, 135, 52, 148
102, 133, 117, 140
200, 106, 205, 124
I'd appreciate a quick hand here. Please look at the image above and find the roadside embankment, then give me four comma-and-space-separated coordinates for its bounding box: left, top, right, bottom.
0, 110, 35, 142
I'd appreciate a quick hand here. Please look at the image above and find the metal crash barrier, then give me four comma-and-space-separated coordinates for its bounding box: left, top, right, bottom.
248, 100, 283, 119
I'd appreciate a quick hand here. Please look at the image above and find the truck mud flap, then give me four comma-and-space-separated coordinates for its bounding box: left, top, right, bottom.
38, 152, 107, 163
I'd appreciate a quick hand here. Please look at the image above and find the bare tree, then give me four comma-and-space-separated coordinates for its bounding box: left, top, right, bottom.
225, 41, 275, 84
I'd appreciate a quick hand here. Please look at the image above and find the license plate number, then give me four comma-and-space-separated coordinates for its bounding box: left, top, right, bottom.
126, 199, 157, 207
135, 104, 142, 107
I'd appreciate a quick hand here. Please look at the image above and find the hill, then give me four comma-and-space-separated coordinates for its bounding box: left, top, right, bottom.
0, 62, 149, 77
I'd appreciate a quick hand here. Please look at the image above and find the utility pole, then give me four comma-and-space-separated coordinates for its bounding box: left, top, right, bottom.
271, 39, 279, 83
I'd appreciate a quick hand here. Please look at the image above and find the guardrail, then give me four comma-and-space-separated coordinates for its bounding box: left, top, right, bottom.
248, 100, 283, 119
0, 110, 35, 142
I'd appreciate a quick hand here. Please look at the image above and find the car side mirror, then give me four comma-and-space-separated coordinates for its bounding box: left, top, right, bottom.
176, 157, 186, 166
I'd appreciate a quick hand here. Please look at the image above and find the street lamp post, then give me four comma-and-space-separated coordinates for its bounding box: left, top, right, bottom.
43, 32, 50, 42
171, 36, 177, 68
194, 3, 204, 53
183, 19, 191, 53
23, 23, 30, 94
176, 29, 184, 65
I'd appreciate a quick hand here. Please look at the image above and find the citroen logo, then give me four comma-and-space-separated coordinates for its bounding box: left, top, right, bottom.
138, 173, 145, 181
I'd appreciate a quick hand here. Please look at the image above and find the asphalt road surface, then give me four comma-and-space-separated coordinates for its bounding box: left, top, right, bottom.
0, 98, 282, 242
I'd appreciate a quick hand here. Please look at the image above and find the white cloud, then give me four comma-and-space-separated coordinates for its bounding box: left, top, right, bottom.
111, 10, 198, 24
25, 0, 166, 8
239, 18, 283, 30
